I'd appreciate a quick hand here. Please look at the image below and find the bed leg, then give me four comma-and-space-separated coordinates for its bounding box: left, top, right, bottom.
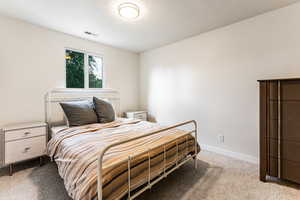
128, 156, 131, 200
193, 120, 198, 170
9, 164, 13, 176
194, 156, 198, 169
39, 156, 43, 166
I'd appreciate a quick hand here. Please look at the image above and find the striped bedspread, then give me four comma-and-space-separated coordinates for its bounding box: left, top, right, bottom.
47, 118, 199, 200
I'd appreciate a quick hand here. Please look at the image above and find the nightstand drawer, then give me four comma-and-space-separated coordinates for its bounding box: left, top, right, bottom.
5, 127, 46, 141
134, 113, 147, 120
5, 136, 46, 164
125, 111, 148, 121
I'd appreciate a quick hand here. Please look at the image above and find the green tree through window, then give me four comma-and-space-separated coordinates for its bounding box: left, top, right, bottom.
89, 55, 103, 88
66, 50, 85, 88
65, 49, 103, 88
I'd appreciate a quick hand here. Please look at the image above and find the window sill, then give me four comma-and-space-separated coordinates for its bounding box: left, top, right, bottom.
51, 88, 118, 94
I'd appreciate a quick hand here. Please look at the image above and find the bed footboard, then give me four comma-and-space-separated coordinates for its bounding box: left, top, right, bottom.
97, 120, 198, 200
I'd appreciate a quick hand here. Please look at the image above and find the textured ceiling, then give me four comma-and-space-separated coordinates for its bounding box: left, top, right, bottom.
0, 0, 299, 52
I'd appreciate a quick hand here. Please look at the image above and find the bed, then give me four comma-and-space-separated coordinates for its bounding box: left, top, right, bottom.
45, 89, 200, 200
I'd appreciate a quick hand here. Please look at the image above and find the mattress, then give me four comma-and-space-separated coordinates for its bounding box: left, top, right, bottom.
47, 118, 199, 200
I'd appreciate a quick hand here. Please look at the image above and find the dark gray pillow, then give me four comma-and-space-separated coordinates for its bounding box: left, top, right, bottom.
93, 97, 115, 123
60, 100, 98, 127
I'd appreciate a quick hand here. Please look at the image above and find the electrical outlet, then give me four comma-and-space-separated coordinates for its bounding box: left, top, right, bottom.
218, 135, 225, 143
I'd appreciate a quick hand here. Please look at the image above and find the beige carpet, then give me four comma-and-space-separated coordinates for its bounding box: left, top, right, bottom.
0, 151, 299, 200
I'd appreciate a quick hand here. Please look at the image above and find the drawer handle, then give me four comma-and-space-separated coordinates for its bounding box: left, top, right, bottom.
23, 147, 31, 153
24, 132, 31, 136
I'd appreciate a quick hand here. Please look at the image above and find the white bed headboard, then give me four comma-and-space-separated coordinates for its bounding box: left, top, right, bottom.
45, 88, 120, 128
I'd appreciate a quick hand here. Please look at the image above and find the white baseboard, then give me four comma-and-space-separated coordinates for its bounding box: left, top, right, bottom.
200, 144, 259, 164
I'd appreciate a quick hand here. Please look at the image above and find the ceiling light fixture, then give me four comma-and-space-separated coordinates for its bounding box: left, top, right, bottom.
118, 2, 140, 20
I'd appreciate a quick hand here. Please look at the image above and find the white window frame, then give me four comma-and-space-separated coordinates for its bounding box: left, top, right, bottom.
65, 47, 105, 89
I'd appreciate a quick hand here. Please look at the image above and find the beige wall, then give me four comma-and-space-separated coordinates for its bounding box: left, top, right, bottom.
140, 3, 300, 160
0, 15, 140, 126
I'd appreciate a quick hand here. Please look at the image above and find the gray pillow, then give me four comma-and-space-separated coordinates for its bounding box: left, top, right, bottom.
60, 100, 98, 127
93, 97, 115, 123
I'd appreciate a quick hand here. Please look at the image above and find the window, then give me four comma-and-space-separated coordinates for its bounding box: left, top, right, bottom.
65, 49, 103, 88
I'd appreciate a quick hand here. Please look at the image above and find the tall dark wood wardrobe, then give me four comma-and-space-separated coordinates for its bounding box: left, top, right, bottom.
259, 78, 300, 183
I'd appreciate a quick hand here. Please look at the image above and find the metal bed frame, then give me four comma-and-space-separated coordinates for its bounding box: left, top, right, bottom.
97, 120, 198, 200
45, 89, 199, 200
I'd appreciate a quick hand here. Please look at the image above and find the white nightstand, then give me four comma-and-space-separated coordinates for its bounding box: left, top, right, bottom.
125, 111, 148, 121
0, 122, 47, 175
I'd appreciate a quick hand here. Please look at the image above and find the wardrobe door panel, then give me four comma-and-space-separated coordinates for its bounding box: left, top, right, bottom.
281, 141, 300, 162
270, 139, 300, 162
269, 81, 278, 100
282, 160, 300, 184
269, 101, 278, 120
269, 121, 278, 139
282, 102, 300, 142
259, 81, 268, 181
268, 81, 278, 140
268, 157, 278, 177
281, 80, 300, 100
269, 138, 278, 158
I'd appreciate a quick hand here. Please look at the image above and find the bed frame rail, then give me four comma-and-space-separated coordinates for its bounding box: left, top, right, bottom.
97, 120, 198, 200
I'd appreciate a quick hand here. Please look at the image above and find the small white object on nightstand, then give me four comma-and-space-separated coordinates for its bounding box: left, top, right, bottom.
0, 122, 47, 175
125, 111, 148, 121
